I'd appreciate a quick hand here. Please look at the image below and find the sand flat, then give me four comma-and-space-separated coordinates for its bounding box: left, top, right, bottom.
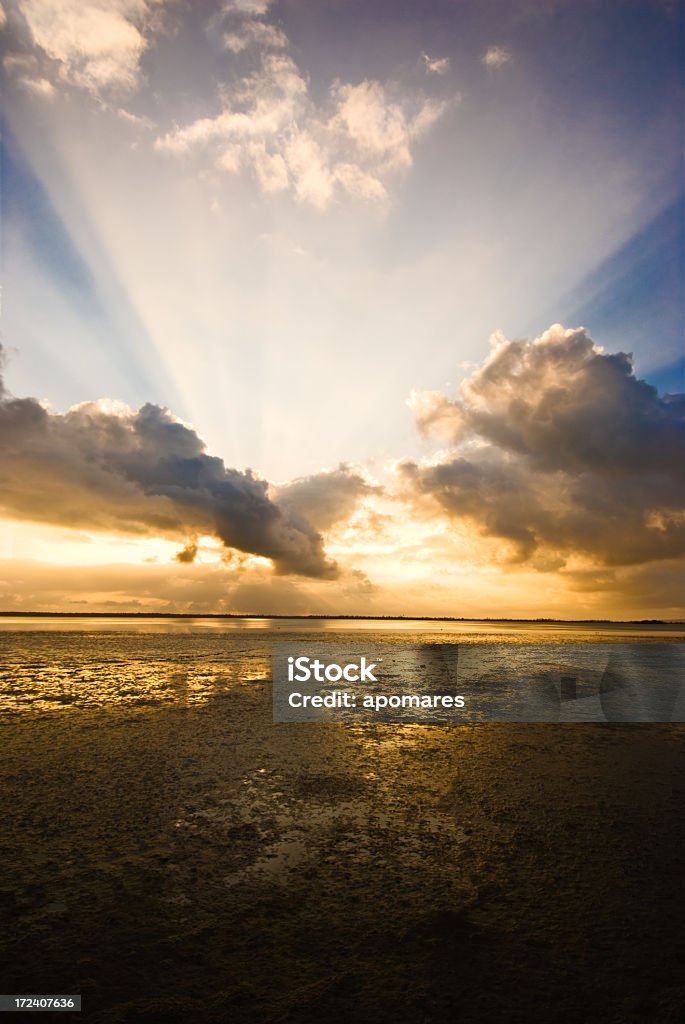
1, 676, 684, 1022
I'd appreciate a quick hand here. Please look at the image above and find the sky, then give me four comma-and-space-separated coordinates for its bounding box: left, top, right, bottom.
0, 0, 683, 618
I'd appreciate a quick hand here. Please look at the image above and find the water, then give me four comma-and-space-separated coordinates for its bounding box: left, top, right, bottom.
1, 617, 683, 715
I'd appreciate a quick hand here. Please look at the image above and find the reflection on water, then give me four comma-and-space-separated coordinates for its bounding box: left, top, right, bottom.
2, 616, 685, 636
0, 632, 271, 712
0, 618, 683, 713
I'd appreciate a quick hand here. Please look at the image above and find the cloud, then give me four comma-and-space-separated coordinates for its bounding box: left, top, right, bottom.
224, 20, 287, 53
156, 54, 307, 153
563, 560, 685, 612
329, 79, 447, 172
402, 325, 685, 567
156, 29, 453, 207
116, 106, 154, 128
219, 0, 283, 51
0, 346, 337, 578
284, 127, 336, 208
16, 0, 157, 95
483, 45, 512, 69
11, 0, 452, 206
221, 0, 274, 14
1, 49, 56, 98
274, 464, 380, 533
422, 53, 450, 75
175, 540, 198, 564
17, 74, 55, 98
0, 555, 377, 615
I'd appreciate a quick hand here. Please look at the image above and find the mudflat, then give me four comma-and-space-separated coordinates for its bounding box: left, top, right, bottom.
1, 683, 684, 1023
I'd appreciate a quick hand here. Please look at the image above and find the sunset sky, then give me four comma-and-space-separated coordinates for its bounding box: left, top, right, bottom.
1, 0, 683, 617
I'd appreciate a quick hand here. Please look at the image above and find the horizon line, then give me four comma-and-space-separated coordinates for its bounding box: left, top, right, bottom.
0, 612, 682, 625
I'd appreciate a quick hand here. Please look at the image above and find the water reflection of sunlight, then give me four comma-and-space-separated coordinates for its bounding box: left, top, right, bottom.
1, 620, 682, 713
0, 632, 272, 712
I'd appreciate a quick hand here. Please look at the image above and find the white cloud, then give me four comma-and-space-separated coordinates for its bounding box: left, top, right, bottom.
156, 52, 452, 207
422, 53, 450, 75
157, 53, 307, 151
0, 3, 7, 30
284, 130, 335, 208
2, 51, 38, 85
483, 45, 512, 69
224, 20, 287, 53
116, 107, 154, 129
3, 52, 32, 72
249, 140, 289, 192
331, 80, 414, 169
2, 47, 64, 101
333, 163, 388, 202
222, 0, 273, 14
329, 80, 449, 178
18, 0, 154, 94
219, 0, 284, 53
13, 0, 452, 207
18, 74, 55, 98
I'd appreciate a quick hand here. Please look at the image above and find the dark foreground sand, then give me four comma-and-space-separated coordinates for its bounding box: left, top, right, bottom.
1, 685, 684, 1023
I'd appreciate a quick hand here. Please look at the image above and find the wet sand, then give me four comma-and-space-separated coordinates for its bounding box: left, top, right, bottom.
1, 684, 684, 1022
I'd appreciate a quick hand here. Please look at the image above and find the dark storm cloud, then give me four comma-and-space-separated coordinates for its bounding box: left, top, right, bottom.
274, 464, 380, 532
563, 561, 685, 606
175, 541, 198, 564
403, 325, 685, 567
0, 347, 337, 578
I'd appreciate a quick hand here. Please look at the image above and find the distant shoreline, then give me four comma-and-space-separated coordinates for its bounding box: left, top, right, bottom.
0, 612, 682, 625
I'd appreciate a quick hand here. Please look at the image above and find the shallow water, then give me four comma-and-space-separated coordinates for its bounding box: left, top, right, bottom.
0, 617, 682, 714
